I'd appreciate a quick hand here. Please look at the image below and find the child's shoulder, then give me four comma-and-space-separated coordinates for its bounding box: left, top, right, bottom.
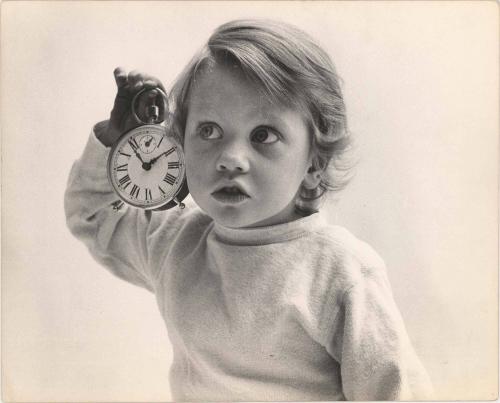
295, 218, 390, 344
308, 217, 387, 284
147, 196, 213, 241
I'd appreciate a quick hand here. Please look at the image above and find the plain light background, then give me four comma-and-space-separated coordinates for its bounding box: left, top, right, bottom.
1, 1, 498, 401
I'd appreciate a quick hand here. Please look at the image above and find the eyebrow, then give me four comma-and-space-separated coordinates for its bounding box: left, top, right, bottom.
188, 99, 299, 134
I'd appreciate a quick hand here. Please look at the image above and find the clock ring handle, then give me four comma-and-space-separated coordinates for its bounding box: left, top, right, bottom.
131, 87, 169, 125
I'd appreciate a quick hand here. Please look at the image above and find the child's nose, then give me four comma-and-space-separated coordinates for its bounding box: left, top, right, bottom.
216, 144, 250, 174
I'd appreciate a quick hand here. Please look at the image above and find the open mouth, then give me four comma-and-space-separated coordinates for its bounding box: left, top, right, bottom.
211, 186, 250, 203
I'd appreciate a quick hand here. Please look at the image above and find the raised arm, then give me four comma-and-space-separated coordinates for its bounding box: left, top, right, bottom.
64, 68, 171, 291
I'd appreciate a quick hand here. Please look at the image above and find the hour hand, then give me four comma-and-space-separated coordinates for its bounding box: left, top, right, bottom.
128, 141, 151, 170
128, 140, 145, 163
132, 149, 153, 171
134, 149, 144, 163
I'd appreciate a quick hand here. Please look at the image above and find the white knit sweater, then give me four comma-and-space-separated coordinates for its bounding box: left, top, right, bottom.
64, 129, 434, 401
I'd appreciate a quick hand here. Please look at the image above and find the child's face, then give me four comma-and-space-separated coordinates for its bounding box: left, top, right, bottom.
184, 63, 313, 228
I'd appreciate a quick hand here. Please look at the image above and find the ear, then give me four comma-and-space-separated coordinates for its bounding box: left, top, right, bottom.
302, 166, 322, 190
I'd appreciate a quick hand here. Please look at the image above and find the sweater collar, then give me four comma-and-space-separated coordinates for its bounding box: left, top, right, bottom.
212, 212, 324, 246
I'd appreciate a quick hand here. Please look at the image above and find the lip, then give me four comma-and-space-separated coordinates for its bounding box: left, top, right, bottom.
211, 183, 250, 204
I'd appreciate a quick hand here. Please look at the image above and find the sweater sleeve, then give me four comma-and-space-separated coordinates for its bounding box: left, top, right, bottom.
325, 268, 434, 401
64, 123, 177, 292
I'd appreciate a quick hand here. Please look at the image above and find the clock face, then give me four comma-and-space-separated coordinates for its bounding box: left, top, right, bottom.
108, 125, 186, 209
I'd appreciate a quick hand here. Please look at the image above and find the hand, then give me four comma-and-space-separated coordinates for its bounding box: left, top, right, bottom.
130, 146, 153, 171
132, 147, 145, 164
148, 148, 174, 166
148, 151, 167, 166
98, 67, 167, 147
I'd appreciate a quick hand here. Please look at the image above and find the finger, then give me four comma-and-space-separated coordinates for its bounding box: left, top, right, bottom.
113, 66, 128, 89
128, 70, 145, 91
143, 78, 167, 93
128, 70, 167, 93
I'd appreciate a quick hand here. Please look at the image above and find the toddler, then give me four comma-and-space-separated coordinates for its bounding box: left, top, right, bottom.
65, 19, 433, 401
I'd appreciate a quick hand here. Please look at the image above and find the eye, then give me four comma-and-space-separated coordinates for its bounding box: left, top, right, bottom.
198, 123, 222, 140
250, 127, 279, 144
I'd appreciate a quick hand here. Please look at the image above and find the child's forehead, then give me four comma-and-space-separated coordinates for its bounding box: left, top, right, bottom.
191, 63, 264, 99
188, 63, 301, 117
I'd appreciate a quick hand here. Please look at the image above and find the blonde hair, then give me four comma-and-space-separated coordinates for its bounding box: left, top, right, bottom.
169, 19, 355, 212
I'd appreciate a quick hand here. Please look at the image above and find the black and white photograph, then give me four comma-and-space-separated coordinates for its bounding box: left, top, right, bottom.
1, 1, 498, 401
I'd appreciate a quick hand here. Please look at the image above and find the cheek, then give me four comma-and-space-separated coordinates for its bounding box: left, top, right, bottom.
259, 156, 307, 198
184, 141, 212, 187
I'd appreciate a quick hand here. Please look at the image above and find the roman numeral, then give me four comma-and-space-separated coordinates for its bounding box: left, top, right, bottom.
119, 151, 131, 157
116, 164, 128, 172
157, 136, 164, 148
128, 138, 139, 151
168, 161, 180, 169
118, 174, 131, 189
158, 186, 166, 195
163, 173, 177, 186
144, 188, 152, 201
130, 184, 140, 199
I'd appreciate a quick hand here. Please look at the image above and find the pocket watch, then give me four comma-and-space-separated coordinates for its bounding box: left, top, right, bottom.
107, 88, 188, 211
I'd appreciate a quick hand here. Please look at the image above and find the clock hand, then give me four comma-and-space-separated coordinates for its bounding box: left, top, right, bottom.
131, 148, 153, 171
133, 149, 144, 163
148, 150, 171, 166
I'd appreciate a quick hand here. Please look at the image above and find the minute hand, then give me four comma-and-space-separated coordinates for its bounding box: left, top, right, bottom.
148, 147, 176, 166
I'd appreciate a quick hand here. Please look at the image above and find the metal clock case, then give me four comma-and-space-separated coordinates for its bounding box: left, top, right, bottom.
107, 88, 189, 211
